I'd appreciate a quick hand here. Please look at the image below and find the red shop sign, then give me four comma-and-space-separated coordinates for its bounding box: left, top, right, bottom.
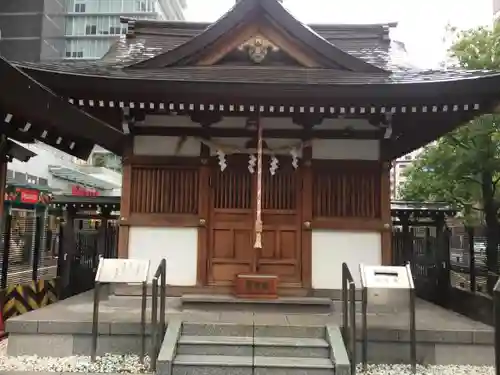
71, 185, 100, 197
19, 189, 39, 204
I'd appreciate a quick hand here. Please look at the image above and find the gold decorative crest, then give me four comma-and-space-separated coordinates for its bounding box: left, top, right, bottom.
238, 35, 279, 64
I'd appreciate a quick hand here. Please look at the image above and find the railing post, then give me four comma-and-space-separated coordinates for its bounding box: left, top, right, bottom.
349, 281, 356, 375
342, 263, 356, 375
342, 263, 348, 339
160, 259, 166, 336
494, 279, 500, 375
151, 278, 159, 371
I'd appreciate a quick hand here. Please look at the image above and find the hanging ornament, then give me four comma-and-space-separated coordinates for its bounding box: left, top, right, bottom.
216, 150, 227, 172
290, 148, 299, 169
269, 155, 279, 176
248, 154, 257, 174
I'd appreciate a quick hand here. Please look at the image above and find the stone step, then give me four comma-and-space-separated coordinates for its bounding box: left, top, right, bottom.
172, 355, 334, 375
180, 294, 333, 314
177, 335, 330, 358
181, 322, 325, 338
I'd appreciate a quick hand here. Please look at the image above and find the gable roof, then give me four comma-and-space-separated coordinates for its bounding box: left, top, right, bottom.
128, 0, 387, 72
105, 17, 397, 70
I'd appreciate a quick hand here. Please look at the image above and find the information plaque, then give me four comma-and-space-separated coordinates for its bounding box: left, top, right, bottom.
359, 263, 416, 374
361, 265, 412, 290
91, 257, 150, 364
95, 258, 150, 284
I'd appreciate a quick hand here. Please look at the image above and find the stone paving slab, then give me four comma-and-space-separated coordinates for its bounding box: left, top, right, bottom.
5, 291, 493, 337
0, 373, 153, 375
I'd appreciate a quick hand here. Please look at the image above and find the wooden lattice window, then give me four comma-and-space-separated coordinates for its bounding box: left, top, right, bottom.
213, 168, 252, 209
130, 167, 198, 214
313, 164, 381, 218
263, 169, 296, 211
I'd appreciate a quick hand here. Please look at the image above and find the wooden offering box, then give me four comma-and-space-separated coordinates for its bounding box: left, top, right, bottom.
235, 274, 279, 299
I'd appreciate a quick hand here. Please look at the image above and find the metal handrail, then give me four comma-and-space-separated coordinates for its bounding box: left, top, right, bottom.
341, 262, 356, 375
150, 259, 166, 371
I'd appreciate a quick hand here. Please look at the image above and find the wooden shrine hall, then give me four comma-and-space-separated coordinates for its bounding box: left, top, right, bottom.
13, 0, 500, 295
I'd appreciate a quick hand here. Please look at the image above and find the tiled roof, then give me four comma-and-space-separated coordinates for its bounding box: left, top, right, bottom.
18, 59, 499, 86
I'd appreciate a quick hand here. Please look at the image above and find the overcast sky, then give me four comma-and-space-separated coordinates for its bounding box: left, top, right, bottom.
184, 0, 493, 68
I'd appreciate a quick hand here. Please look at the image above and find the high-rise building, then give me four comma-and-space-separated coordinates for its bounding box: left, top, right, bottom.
0, 0, 66, 61
390, 148, 424, 199
0, 0, 186, 61
64, 0, 187, 60
494, 0, 500, 20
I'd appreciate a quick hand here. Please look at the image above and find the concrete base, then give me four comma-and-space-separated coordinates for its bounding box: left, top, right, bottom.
7, 333, 153, 357
4, 291, 495, 366
359, 341, 493, 366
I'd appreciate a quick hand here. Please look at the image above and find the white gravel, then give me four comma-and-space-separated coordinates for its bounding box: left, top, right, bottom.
0, 340, 494, 374
0, 355, 149, 374
0, 353, 150, 373
357, 364, 495, 375
0, 340, 150, 373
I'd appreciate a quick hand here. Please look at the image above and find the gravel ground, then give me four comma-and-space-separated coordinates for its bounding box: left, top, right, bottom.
0, 354, 150, 373
357, 364, 495, 375
0, 341, 495, 374
0, 340, 150, 373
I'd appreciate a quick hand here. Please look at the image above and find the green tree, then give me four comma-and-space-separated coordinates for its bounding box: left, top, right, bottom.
399, 23, 500, 292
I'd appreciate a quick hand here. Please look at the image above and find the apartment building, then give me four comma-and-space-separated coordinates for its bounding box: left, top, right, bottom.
0, 0, 186, 61
494, 0, 500, 20
64, 0, 187, 59
0, 0, 65, 61
390, 149, 423, 199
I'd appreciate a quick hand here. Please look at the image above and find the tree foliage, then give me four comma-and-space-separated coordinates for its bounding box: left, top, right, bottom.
400, 22, 500, 213
400, 115, 500, 222
399, 22, 500, 290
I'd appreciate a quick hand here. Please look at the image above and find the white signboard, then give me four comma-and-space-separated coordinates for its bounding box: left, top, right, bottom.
360, 265, 413, 290
95, 258, 150, 284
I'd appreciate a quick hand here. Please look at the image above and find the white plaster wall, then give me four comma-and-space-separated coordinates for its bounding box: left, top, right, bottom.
311, 230, 382, 289
143, 116, 375, 131
136, 116, 378, 159
128, 227, 198, 286
312, 139, 379, 160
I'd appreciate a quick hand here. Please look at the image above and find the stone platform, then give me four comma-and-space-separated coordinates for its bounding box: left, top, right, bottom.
4, 291, 495, 367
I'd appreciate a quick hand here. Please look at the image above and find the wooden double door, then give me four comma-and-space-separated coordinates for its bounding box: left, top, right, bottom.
207, 157, 303, 286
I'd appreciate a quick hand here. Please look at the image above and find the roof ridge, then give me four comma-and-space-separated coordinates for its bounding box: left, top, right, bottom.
127, 0, 387, 72
121, 16, 396, 38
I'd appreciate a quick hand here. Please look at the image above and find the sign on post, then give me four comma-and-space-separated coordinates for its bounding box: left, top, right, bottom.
359, 263, 416, 374
96, 258, 150, 284
362, 265, 413, 289
92, 258, 150, 363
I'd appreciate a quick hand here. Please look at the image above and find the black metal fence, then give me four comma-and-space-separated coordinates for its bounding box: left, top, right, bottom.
0, 212, 119, 301
63, 219, 119, 298
393, 222, 497, 325
0, 211, 57, 288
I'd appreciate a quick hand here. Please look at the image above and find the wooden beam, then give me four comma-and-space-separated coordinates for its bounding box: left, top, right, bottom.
134, 126, 382, 139
380, 161, 392, 265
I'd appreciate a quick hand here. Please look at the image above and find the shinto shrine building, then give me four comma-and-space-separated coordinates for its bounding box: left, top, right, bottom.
13, 0, 500, 293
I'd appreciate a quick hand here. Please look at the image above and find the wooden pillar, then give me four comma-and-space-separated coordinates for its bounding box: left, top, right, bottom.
118, 140, 133, 258
380, 162, 392, 265
301, 140, 313, 288
197, 144, 210, 285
